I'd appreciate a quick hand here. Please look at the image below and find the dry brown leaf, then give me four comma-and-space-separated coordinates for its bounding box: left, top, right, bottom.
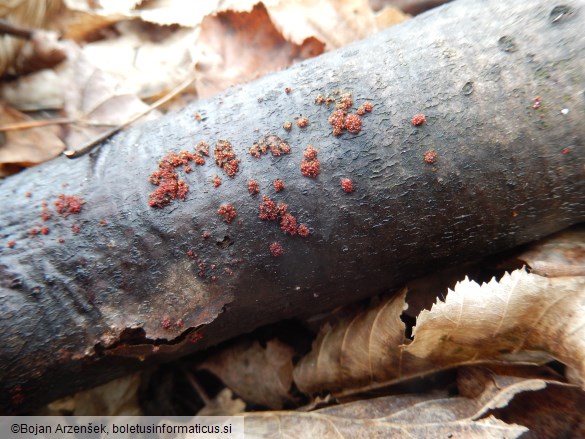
0, 0, 63, 76
406, 269, 585, 387
375, 6, 411, 29
0, 68, 64, 110
265, 0, 379, 50
294, 269, 585, 397
244, 412, 526, 439
39, 373, 142, 415
199, 339, 297, 410
197, 388, 246, 416
515, 225, 585, 277
193, 3, 324, 99
56, 42, 153, 152
293, 289, 408, 395
247, 366, 585, 438
0, 103, 65, 175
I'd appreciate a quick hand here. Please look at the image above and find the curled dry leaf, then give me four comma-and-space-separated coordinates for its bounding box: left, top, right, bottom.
58, 42, 153, 152
515, 225, 585, 277
294, 269, 585, 397
244, 413, 526, 439
199, 339, 297, 410
39, 373, 142, 416
293, 289, 408, 395
0, 103, 65, 176
194, 3, 324, 99
246, 388, 528, 439
196, 388, 246, 416
247, 366, 585, 438
406, 269, 585, 387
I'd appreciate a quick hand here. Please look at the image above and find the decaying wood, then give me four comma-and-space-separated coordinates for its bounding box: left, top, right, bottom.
1, 0, 584, 412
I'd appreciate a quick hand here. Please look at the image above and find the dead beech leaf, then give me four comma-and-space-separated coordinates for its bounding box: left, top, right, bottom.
245, 409, 525, 438
515, 225, 585, 277
197, 388, 246, 416
58, 42, 153, 152
199, 339, 296, 410
293, 289, 408, 395
406, 269, 585, 387
0, 103, 65, 175
265, 0, 380, 50
40, 373, 142, 416
375, 6, 411, 29
194, 3, 324, 99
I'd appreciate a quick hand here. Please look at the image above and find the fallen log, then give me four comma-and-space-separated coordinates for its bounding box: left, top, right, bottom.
1, 0, 584, 413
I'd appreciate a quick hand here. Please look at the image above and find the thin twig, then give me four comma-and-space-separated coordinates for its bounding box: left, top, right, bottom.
0, 19, 35, 39
182, 368, 211, 406
0, 118, 73, 131
64, 74, 197, 159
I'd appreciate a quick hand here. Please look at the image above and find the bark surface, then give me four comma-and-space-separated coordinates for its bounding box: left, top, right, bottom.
1, 0, 584, 412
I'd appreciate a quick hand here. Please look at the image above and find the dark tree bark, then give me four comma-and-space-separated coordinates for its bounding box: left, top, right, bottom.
1, 0, 584, 412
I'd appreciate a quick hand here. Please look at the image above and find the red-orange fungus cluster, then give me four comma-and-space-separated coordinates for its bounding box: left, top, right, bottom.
280, 213, 297, 235
218, 203, 237, 223
214, 140, 240, 177
357, 101, 373, 115
283, 121, 292, 131
249, 135, 291, 158
212, 175, 222, 187
326, 93, 371, 136
297, 224, 310, 237
269, 242, 284, 257
196, 141, 210, 156
295, 116, 309, 128
423, 150, 438, 164
248, 179, 260, 194
303, 145, 318, 160
344, 113, 362, 134
148, 150, 205, 208
411, 113, 426, 126
161, 318, 172, 329
273, 179, 285, 192
259, 195, 279, 221
301, 145, 320, 178
55, 194, 84, 217
259, 195, 309, 238
7, 240, 16, 248
328, 110, 346, 136
341, 178, 354, 193
532, 96, 541, 109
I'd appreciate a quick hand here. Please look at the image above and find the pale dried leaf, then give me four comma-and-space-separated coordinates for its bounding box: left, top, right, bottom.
293, 289, 408, 395
245, 411, 526, 439
0, 103, 65, 172
200, 339, 296, 410
265, 0, 378, 49
0, 65, 64, 111
375, 6, 411, 29
193, 3, 324, 99
79, 21, 198, 99
40, 373, 142, 415
57, 42, 152, 152
407, 269, 585, 387
0, 0, 63, 76
197, 388, 246, 416
516, 225, 585, 277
